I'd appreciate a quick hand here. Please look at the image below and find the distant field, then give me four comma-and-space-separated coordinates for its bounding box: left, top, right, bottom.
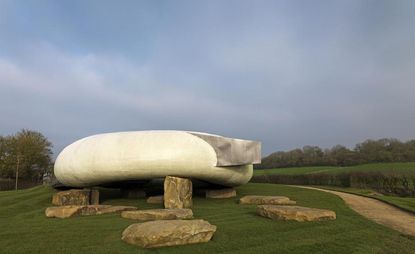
2, 183, 415, 253
254, 162, 415, 176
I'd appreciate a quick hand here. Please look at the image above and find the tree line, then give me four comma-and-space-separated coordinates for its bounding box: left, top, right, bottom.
256, 138, 415, 169
0, 129, 53, 189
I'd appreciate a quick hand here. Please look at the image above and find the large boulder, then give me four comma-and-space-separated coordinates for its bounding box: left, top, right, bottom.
146, 195, 163, 204
52, 189, 91, 206
121, 219, 216, 248
164, 176, 192, 209
45, 206, 82, 218
205, 188, 236, 199
257, 205, 336, 222
121, 209, 193, 221
239, 195, 296, 205
45, 205, 137, 218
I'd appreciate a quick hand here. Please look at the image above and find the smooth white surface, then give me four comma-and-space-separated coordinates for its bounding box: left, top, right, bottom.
54, 130, 253, 187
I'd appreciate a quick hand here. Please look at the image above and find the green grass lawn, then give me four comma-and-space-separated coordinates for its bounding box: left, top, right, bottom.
1, 183, 415, 253
254, 162, 415, 176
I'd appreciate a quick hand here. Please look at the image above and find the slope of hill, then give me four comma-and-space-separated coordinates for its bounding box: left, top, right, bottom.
1, 184, 415, 253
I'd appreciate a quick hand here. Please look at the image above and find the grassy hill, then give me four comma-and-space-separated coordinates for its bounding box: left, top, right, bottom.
1, 183, 415, 253
254, 162, 415, 176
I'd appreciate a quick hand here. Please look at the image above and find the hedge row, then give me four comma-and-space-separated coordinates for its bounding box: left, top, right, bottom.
251, 171, 415, 197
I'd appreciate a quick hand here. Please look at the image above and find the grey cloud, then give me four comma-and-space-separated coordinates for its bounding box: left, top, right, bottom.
1, 1, 415, 157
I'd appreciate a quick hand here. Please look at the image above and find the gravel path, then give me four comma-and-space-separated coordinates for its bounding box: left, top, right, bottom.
293, 185, 415, 236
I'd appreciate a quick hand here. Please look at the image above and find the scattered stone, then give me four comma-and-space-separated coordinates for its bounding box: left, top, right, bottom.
239, 195, 296, 205
52, 189, 91, 206
81, 205, 137, 216
45, 205, 137, 218
146, 195, 164, 204
164, 176, 192, 209
90, 188, 100, 205
45, 206, 82, 218
121, 209, 193, 221
257, 205, 336, 222
205, 188, 236, 199
121, 219, 216, 248
121, 188, 146, 198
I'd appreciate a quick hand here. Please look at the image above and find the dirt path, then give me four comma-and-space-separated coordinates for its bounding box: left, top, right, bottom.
293, 186, 415, 236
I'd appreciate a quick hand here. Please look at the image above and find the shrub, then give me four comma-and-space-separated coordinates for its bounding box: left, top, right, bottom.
250, 170, 415, 197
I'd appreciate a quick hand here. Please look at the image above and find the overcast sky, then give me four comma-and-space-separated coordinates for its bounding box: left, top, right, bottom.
1, 0, 414, 157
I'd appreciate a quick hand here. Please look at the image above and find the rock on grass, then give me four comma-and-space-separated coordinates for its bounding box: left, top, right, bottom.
257, 205, 336, 222
121, 219, 216, 248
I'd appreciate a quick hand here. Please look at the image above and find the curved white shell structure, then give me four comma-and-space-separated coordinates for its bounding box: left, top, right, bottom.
54, 130, 261, 187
